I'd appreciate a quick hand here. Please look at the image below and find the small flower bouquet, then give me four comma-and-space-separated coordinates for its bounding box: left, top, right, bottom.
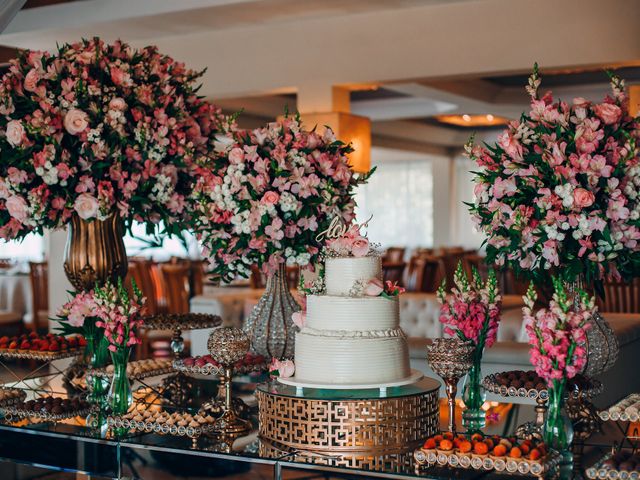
523, 278, 592, 452
467, 65, 640, 291
268, 358, 295, 378
0, 37, 226, 240
93, 279, 145, 414
437, 263, 502, 430
190, 115, 373, 282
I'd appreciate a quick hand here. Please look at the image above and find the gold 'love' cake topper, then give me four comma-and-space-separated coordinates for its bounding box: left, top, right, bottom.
316, 215, 373, 242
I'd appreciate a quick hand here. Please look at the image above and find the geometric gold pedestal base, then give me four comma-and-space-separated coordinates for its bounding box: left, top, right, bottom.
257, 378, 440, 459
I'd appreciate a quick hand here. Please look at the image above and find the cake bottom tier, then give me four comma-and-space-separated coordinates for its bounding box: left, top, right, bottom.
294, 332, 410, 385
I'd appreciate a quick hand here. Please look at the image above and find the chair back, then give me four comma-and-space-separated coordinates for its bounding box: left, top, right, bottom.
440, 251, 467, 287
189, 260, 206, 298
598, 277, 640, 313
160, 263, 190, 314
403, 255, 444, 293
28, 262, 48, 330
250, 266, 267, 289
383, 247, 405, 264
382, 262, 406, 286
285, 266, 300, 290
129, 259, 159, 315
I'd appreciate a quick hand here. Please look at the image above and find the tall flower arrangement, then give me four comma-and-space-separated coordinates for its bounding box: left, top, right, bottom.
467, 65, 640, 291
437, 263, 502, 430
0, 37, 226, 240
523, 278, 592, 454
190, 116, 372, 282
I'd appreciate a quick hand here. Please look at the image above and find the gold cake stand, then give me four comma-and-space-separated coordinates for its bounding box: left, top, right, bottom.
257, 377, 440, 459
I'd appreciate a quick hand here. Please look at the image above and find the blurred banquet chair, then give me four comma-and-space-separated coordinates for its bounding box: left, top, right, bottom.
403, 255, 444, 293
250, 265, 267, 289
598, 277, 640, 314
463, 253, 489, 280
28, 262, 49, 333
129, 259, 160, 316
440, 251, 467, 287
160, 263, 190, 314
382, 262, 406, 286
188, 260, 206, 298
501, 268, 529, 296
285, 266, 300, 290
383, 247, 406, 264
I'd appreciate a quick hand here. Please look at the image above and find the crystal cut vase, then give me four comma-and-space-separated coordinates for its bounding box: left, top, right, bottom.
243, 264, 299, 360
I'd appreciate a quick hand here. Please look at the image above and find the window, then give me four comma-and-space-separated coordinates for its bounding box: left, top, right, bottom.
0, 233, 44, 261
355, 148, 434, 249
123, 222, 201, 261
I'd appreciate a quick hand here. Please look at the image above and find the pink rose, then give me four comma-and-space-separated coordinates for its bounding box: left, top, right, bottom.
573, 188, 595, 208
23, 69, 39, 93
292, 310, 306, 329
228, 147, 245, 164
351, 236, 370, 257
109, 97, 127, 111
5, 120, 25, 147
73, 193, 99, 220
5, 195, 28, 222
261, 191, 280, 205
593, 103, 622, 125
364, 278, 384, 296
110, 67, 128, 86
279, 360, 295, 378
64, 109, 89, 135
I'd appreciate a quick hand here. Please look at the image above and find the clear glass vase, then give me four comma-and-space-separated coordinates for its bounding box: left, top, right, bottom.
462, 349, 486, 432
86, 332, 110, 406
543, 379, 574, 472
108, 347, 132, 416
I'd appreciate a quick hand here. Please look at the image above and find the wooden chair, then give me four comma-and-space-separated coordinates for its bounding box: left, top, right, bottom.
597, 277, 640, 313
160, 263, 190, 314
403, 255, 444, 293
129, 259, 160, 315
463, 253, 489, 280
285, 266, 300, 290
440, 251, 467, 288
28, 262, 49, 332
383, 247, 406, 264
382, 262, 406, 286
250, 266, 267, 289
188, 260, 206, 298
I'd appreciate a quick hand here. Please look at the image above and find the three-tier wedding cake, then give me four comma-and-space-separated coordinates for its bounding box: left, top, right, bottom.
283, 221, 415, 387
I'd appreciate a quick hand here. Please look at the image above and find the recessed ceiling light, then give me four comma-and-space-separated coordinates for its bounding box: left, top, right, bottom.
462, 114, 471, 122
486, 114, 494, 121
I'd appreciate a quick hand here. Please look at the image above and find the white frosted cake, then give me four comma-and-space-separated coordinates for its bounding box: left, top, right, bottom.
293, 255, 411, 385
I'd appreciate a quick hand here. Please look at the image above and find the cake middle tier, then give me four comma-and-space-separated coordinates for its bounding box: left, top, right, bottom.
294, 331, 410, 385
306, 295, 399, 331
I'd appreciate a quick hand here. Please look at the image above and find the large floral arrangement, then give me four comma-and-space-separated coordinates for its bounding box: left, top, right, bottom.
437, 263, 502, 350
191, 116, 372, 282
523, 278, 591, 384
467, 66, 640, 290
0, 37, 226, 240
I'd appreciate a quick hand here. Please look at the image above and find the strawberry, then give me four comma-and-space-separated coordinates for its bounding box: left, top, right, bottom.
8, 341, 18, 349
19, 340, 30, 350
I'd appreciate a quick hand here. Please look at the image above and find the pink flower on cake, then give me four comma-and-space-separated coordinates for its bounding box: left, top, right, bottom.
351, 236, 370, 257
292, 310, 306, 329
5, 120, 25, 147
74, 193, 99, 220
5, 195, 28, 222
573, 188, 595, 208
64, 109, 89, 135
384, 280, 405, 297
364, 278, 384, 296
269, 358, 295, 378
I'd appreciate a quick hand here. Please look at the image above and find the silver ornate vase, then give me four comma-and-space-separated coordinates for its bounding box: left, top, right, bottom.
243, 264, 300, 360
566, 278, 619, 376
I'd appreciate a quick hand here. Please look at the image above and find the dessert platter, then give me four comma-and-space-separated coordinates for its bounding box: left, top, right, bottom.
483, 370, 602, 402
0, 387, 26, 407
1, 395, 92, 422
586, 450, 640, 479
414, 432, 561, 478
172, 352, 267, 377
279, 252, 423, 393
599, 393, 640, 422
0, 333, 85, 360
90, 358, 174, 382
108, 401, 218, 440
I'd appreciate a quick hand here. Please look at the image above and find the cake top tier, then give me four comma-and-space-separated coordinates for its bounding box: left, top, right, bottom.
325, 256, 382, 296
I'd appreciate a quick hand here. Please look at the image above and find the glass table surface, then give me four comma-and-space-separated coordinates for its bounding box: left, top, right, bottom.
0, 370, 612, 479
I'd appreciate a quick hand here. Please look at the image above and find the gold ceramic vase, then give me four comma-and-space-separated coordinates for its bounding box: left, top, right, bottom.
63, 214, 128, 291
